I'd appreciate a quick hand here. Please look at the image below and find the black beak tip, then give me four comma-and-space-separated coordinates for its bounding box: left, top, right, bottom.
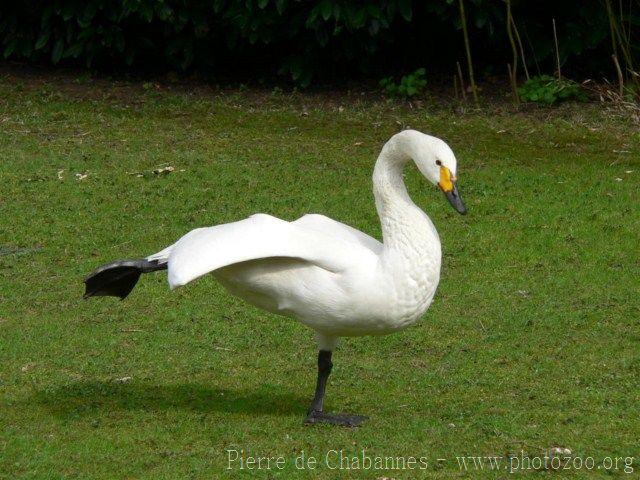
444, 187, 467, 215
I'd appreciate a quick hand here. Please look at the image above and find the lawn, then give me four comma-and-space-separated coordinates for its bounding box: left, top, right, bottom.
0, 72, 638, 479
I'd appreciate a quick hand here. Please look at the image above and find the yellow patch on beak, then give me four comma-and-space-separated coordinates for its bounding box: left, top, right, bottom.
438, 166, 455, 192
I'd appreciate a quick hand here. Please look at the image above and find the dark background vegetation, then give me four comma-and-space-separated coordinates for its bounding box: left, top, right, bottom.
1, 0, 638, 86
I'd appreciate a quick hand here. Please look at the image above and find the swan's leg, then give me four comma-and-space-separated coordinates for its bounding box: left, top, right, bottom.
309, 350, 332, 413
304, 350, 367, 427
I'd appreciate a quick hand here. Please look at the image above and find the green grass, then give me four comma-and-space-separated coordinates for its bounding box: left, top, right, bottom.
0, 73, 638, 479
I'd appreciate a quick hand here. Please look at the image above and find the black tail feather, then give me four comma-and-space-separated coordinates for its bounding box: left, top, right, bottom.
83, 259, 167, 300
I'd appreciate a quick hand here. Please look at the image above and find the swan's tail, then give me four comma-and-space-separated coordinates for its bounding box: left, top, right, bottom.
83, 258, 167, 300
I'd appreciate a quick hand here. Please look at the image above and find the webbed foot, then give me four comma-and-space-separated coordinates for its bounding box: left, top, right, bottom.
304, 409, 368, 427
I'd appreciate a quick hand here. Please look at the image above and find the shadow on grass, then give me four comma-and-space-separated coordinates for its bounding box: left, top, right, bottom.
33, 381, 308, 418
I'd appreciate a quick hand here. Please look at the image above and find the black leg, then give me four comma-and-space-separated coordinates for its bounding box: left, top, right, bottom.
309, 350, 332, 413
304, 350, 368, 427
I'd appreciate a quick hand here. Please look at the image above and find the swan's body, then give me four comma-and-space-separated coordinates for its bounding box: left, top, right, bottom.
84, 130, 466, 425
157, 210, 439, 343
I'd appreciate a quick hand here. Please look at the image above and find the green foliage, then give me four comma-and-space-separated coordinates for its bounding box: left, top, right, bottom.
518, 75, 587, 105
0, 1, 626, 85
623, 81, 640, 103
380, 68, 426, 99
0, 0, 421, 85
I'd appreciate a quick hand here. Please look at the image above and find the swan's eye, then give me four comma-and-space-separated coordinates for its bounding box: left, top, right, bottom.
435, 159, 442, 166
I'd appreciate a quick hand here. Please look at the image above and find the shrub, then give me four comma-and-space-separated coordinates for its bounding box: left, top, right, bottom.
0, 1, 622, 86
518, 75, 587, 104
380, 68, 426, 99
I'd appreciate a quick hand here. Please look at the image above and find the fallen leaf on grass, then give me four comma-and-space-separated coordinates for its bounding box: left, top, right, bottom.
549, 447, 572, 456
153, 166, 175, 175
21, 362, 36, 372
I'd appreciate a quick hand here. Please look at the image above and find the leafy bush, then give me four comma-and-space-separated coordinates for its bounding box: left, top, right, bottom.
380, 68, 426, 98
518, 75, 587, 104
0, 0, 421, 85
0, 1, 623, 86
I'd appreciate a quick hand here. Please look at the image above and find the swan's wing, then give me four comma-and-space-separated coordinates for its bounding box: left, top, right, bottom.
166, 214, 376, 289
293, 214, 382, 254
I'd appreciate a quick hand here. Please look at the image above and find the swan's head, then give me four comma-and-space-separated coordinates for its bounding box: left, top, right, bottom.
405, 130, 467, 215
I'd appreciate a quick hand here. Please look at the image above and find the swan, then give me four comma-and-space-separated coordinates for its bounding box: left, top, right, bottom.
84, 129, 467, 426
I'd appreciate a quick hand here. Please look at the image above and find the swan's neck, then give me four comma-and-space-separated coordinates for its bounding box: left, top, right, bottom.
372, 136, 440, 261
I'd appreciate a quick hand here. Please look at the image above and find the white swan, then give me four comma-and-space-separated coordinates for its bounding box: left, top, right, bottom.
84, 130, 467, 426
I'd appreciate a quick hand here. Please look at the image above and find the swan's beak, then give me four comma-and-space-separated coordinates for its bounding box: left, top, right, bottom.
438, 166, 467, 215
443, 181, 467, 215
